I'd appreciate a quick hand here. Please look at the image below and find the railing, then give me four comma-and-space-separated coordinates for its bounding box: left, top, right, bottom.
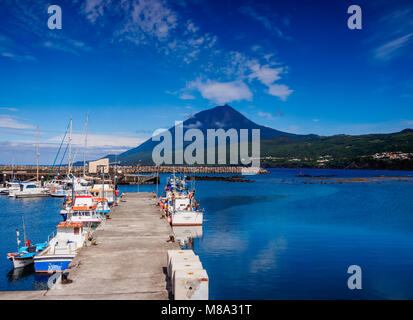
47, 230, 56, 244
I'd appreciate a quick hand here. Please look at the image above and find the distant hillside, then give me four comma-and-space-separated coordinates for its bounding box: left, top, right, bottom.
260, 130, 413, 169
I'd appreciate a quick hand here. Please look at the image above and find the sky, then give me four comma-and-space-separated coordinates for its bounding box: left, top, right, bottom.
0, 0, 412, 164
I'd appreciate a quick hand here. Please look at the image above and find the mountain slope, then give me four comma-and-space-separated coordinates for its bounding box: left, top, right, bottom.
114, 104, 304, 164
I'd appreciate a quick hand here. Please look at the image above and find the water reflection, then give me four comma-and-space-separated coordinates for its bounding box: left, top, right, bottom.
172, 226, 203, 248
7, 265, 34, 282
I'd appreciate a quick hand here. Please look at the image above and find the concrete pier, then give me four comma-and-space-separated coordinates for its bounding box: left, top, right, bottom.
0, 192, 180, 300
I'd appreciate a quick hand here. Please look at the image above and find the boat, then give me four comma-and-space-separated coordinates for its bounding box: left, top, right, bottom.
60, 194, 107, 219
171, 208, 203, 226
34, 221, 86, 273
162, 174, 203, 226
0, 181, 20, 195
6, 216, 48, 268
64, 195, 105, 223
95, 198, 111, 214
90, 184, 115, 206
7, 242, 48, 268
9, 182, 49, 198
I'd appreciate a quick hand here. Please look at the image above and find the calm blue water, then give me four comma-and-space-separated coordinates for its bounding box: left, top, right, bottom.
1, 168, 413, 299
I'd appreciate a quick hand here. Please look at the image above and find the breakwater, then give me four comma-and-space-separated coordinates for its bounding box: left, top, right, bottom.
0, 165, 269, 185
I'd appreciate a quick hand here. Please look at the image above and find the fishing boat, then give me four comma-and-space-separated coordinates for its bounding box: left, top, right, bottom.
6, 217, 47, 268
9, 182, 49, 198
171, 208, 203, 226
95, 198, 110, 214
7, 242, 48, 268
34, 221, 86, 273
65, 195, 105, 223
90, 184, 115, 206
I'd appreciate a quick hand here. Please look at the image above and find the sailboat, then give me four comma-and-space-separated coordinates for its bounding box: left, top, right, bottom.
9, 127, 49, 198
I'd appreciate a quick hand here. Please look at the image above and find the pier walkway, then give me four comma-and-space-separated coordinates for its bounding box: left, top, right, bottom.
0, 192, 179, 300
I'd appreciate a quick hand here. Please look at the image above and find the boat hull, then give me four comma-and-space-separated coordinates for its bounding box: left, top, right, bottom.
171, 211, 203, 226
12, 193, 49, 198
8, 256, 33, 269
34, 255, 75, 273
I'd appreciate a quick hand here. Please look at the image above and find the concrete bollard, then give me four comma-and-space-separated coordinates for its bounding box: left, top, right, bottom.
171, 260, 203, 290
167, 250, 195, 276
168, 255, 201, 278
174, 269, 209, 300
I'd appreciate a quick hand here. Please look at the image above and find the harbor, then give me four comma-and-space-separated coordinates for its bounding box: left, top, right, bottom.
2, 168, 413, 299
0, 191, 208, 299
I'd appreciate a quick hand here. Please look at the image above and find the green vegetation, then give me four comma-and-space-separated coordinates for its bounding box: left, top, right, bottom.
260, 130, 413, 169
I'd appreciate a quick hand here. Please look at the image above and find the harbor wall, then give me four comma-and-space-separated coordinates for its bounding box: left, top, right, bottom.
0, 165, 269, 185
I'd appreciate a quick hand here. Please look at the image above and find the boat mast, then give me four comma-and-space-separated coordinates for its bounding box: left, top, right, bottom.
22, 216, 27, 245
12, 155, 14, 180
16, 229, 20, 252
36, 127, 39, 182
68, 118, 72, 175
83, 115, 88, 178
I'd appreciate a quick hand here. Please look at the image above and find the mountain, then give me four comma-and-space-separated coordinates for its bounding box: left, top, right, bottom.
112, 104, 307, 165
102, 104, 413, 169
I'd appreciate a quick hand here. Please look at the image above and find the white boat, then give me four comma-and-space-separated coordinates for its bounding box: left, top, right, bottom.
0, 182, 20, 195
90, 184, 115, 205
61, 195, 107, 221
95, 199, 110, 214
67, 195, 105, 223
34, 221, 86, 273
9, 182, 49, 198
171, 209, 203, 226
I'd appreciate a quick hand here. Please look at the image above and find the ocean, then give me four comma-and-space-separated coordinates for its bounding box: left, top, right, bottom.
1, 168, 413, 299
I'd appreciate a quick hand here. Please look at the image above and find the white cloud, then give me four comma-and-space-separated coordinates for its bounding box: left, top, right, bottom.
258, 111, 273, 119
82, 0, 112, 23
267, 84, 293, 101
239, 6, 291, 40
374, 33, 413, 60
179, 93, 195, 100
49, 133, 144, 149
249, 63, 283, 86
0, 115, 35, 129
187, 79, 252, 104
1, 52, 36, 62
43, 39, 91, 55
186, 21, 199, 33
0, 107, 18, 112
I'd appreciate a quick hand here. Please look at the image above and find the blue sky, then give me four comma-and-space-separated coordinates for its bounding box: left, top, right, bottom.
0, 0, 412, 164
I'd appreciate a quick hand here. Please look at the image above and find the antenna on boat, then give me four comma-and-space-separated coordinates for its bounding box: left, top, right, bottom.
36, 127, 39, 182
83, 115, 88, 178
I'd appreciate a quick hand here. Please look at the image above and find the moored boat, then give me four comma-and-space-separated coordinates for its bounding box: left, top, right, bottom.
34, 221, 86, 274
9, 182, 49, 198
171, 209, 203, 226
7, 241, 48, 268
